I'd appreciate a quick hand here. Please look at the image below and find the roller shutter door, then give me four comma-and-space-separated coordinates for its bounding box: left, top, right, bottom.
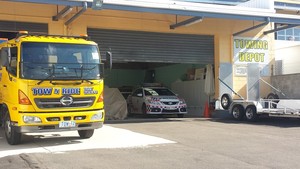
88, 28, 214, 64
0, 20, 48, 33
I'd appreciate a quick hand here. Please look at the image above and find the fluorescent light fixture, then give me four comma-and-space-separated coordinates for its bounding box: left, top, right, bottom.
92, 0, 104, 10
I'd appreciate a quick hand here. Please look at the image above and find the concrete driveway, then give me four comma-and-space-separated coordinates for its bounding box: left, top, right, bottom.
1, 117, 300, 169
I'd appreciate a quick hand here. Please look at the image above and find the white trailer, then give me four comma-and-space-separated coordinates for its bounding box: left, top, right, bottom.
216, 64, 300, 121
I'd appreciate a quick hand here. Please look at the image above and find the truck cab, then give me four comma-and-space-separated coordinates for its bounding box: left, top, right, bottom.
0, 31, 111, 145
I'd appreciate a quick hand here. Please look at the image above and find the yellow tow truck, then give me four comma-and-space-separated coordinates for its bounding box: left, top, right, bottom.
0, 31, 111, 145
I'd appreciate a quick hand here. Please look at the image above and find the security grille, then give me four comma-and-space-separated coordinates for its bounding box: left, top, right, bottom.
88, 28, 214, 64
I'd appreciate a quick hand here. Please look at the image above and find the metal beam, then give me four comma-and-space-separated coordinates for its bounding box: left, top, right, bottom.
233, 18, 270, 36
52, 6, 73, 21
263, 24, 300, 35
65, 2, 88, 25
170, 16, 203, 29
6, 0, 89, 7
275, 2, 300, 11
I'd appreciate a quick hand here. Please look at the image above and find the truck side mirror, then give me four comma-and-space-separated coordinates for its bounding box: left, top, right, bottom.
0, 47, 10, 67
105, 51, 112, 70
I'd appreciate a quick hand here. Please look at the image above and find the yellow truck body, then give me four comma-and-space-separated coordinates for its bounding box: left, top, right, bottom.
0, 32, 107, 145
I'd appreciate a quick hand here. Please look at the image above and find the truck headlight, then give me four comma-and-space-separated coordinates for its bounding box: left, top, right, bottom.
23, 116, 42, 123
91, 112, 103, 120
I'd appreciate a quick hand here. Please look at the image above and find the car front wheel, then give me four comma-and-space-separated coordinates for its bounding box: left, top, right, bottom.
142, 104, 147, 114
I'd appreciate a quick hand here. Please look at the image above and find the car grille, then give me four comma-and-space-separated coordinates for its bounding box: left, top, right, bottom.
162, 101, 178, 105
35, 97, 95, 109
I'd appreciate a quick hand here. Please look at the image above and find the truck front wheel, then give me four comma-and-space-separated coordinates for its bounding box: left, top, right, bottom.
4, 110, 21, 145
78, 129, 94, 138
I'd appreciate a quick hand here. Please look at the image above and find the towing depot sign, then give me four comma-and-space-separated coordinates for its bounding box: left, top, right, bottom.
233, 37, 269, 65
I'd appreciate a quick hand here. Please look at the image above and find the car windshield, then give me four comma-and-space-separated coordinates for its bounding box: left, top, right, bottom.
144, 88, 175, 96
20, 42, 102, 80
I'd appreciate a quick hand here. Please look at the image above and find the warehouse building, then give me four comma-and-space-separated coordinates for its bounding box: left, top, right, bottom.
0, 0, 299, 116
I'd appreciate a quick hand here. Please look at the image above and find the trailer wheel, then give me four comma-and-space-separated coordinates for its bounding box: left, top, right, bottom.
78, 129, 94, 138
267, 93, 279, 108
4, 109, 21, 145
231, 104, 245, 121
245, 105, 259, 122
221, 94, 232, 110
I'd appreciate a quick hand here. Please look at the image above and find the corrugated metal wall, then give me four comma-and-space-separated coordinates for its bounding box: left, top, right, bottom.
88, 28, 214, 64
0, 20, 48, 33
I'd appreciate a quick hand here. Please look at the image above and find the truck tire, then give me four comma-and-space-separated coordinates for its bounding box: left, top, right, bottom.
4, 109, 21, 145
221, 94, 232, 110
78, 129, 94, 138
267, 93, 279, 108
231, 104, 245, 121
245, 105, 259, 122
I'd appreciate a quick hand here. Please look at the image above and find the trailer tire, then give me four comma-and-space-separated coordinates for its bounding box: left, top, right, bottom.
221, 94, 232, 110
231, 104, 245, 121
267, 93, 279, 108
78, 129, 94, 138
4, 109, 21, 145
245, 105, 259, 122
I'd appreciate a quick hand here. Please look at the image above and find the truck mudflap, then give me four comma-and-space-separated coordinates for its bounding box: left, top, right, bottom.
16, 121, 103, 133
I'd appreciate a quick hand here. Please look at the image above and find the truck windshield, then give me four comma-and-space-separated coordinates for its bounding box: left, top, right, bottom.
20, 42, 102, 80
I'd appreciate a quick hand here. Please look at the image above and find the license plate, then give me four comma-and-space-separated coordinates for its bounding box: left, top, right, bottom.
165, 107, 176, 110
59, 121, 76, 128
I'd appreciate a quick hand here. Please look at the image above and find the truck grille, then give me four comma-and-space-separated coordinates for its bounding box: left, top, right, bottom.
35, 97, 95, 109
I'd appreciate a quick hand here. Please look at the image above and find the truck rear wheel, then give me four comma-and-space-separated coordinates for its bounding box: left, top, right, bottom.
78, 129, 94, 138
245, 105, 259, 122
4, 110, 21, 145
231, 104, 245, 121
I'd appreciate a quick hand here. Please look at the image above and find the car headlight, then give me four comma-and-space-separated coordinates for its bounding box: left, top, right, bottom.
179, 99, 186, 104
23, 115, 42, 123
91, 112, 103, 120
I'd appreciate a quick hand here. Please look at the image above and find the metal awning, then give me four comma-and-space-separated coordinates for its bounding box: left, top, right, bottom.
5, 0, 300, 25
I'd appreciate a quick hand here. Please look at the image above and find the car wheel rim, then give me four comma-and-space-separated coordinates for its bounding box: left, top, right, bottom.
232, 107, 240, 118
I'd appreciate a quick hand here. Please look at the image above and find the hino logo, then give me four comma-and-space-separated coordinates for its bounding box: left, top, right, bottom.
60, 96, 73, 106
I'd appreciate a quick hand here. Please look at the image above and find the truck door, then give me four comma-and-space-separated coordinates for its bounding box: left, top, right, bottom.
0, 47, 18, 104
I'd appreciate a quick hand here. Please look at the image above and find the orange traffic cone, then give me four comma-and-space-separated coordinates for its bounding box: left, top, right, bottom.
203, 101, 210, 118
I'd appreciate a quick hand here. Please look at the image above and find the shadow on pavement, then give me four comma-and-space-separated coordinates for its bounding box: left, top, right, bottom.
105, 114, 186, 124
209, 110, 300, 128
